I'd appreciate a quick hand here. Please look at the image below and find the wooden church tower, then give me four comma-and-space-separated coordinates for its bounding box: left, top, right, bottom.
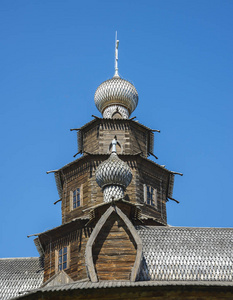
34, 36, 178, 284
2, 35, 233, 300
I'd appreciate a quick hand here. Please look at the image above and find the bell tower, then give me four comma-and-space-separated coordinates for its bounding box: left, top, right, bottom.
35, 35, 180, 284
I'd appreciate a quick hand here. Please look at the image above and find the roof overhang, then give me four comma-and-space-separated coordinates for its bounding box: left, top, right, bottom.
15, 280, 233, 299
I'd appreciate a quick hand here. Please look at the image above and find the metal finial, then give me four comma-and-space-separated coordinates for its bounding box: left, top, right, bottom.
114, 31, 120, 78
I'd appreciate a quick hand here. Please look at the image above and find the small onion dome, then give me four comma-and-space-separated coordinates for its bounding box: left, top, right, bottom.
96, 152, 132, 190
94, 76, 139, 117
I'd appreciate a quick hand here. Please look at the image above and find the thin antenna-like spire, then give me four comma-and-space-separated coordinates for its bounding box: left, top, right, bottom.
114, 31, 120, 78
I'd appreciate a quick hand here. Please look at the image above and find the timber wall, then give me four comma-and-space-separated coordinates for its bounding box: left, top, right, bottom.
92, 212, 137, 281
81, 120, 151, 157
60, 156, 168, 225
43, 226, 92, 282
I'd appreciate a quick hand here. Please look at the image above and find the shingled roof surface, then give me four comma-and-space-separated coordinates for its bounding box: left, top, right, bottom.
2, 227, 233, 299
0, 257, 43, 300
136, 226, 233, 281
14, 279, 233, 299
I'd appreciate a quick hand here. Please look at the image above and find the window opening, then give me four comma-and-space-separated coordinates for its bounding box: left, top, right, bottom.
73, 188, 81, 209
144, 184, 157, 208
147, 186, 154, 206
58, 247, 67, 271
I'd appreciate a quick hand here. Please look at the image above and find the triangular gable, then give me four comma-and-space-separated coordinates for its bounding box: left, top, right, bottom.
42, 270, 73, 287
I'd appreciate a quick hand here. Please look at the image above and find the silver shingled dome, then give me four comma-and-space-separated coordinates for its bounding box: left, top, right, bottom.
94, 76, 139, 117
96, 152, 132, 190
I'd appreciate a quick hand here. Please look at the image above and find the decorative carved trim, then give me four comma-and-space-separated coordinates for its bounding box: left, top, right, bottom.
85, 206, 114, 282
114, 206, 142, 282
85, 205, 142, 282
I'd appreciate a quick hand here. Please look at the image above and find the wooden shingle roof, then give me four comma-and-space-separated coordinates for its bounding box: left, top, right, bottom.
137, 226, 233, 281
0, 257, 43, 300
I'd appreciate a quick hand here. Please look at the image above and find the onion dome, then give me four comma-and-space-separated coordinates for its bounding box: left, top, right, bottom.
96, 151, 132, 190
95, 137, 132, 202
94, 77, 138, 118
94, 34, 139, 119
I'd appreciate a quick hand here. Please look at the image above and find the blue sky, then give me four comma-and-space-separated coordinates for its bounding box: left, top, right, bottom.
0, 0, 233, 258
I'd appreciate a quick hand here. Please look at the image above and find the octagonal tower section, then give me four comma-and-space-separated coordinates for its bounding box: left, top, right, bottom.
53, 117, 174, 226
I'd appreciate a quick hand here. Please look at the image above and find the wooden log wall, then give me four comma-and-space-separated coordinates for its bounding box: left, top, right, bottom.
60, 155, 168, 225
60, 156, 138, 224
43, 226, 93, 282
82, 120, 149, 157
92, 212, 137, 281
57, 117, 170, 225
136, 157, 168, 223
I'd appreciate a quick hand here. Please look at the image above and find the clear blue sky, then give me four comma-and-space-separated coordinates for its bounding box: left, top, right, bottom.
0, 0, 233, 258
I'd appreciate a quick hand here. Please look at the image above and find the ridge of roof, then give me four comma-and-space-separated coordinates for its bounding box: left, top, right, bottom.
39, 279, 233, 290
0, 257, 40, 260
138, 225, 233, 230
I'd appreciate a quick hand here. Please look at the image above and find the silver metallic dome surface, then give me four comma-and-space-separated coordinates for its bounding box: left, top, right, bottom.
96, 153, 132, 189
94, 77, 138, 116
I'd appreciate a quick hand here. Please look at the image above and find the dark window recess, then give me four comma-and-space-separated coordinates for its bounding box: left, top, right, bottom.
58, 247, 67, 271
147, 186, 155, 206
73, 188, 80, 209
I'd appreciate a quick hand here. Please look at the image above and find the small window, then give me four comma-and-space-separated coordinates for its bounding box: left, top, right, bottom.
58, 247, 68, 271
144, 184, 157, 208
70, 185, 83, 210
73, 188, 81, 209
55, 246, 70, 273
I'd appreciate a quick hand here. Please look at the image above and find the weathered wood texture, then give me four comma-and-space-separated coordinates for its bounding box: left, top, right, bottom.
60, 156, 107, 224
92, 212, 137, 281
43, 226, 92, 283
58, 118, 170, 224
81, 119, 153, 157
86, 206, 142, 282
42, 204, 142, 284
60, 154, 169, 225
92, 202, 138, 224
135, 157, 168, 223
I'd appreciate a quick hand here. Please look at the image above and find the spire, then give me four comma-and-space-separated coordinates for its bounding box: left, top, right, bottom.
94, 33, 139, 119
114, 31, 120, 78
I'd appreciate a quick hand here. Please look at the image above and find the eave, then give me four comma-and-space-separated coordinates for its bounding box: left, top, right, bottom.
14, 279, 233, 300
77, 116, 157, 133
